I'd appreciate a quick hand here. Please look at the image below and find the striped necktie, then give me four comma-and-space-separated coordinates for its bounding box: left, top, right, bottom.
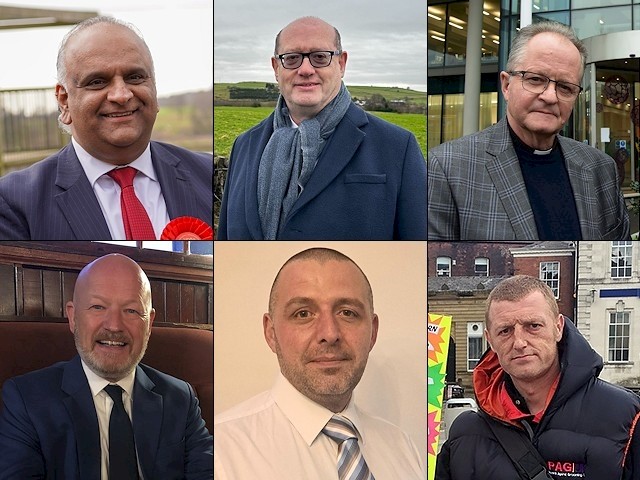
323, 414, 375, 480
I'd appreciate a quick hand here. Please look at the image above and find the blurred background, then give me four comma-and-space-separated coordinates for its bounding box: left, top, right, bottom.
0, 1, 213, 177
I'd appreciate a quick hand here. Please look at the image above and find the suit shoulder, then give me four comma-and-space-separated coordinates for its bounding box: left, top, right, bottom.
151, 141, 213, 164
5, 360, 69, 392
138, 363, 194, 394
429, 125, 494, 158
559, 137, 617, 168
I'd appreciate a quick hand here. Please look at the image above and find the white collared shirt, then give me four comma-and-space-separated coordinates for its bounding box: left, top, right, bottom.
81, 361, 144, 480
214, 373, 425, 480
72, 138, 171, 239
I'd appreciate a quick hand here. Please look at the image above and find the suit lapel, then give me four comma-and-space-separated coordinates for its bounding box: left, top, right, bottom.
285, 104, 365, 220
485, 120, 539, 239
559, 137, 593, 239
61, 356, 101, 480
150, 142, 199, 220
132, 366, 162, 479
54, 144, 112, 239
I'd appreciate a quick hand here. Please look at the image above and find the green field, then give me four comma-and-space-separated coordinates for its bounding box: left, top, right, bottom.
214, 106, 426, 157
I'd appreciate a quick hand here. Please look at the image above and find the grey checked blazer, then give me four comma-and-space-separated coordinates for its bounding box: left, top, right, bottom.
428, 117, 629, 240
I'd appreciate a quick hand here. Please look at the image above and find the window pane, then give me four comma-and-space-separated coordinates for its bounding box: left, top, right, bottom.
573, 0, 631, 8
443, 94, 464, 142
428, 5, 445, 68
428, 95, 442, 151
572, 7, 632, 40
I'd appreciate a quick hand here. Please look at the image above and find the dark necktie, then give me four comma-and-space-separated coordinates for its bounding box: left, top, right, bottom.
104, 384, 139, 479
107, 167, 156, 240
323, 414, 375, 480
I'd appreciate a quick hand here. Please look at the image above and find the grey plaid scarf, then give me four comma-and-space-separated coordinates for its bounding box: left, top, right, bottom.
257, 82, 351, 239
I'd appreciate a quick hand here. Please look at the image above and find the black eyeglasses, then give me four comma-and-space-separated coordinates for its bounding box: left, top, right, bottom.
509, 71, 583, 101
275, 51, 341, 69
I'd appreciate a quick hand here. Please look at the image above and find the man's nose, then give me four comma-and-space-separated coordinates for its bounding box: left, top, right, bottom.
512, 326, 528, 349
107, 78, 134, 104
102, 308, 126, 330
297, 56, 316, 75
316, 312, 340, 343
540, 81, 560, 102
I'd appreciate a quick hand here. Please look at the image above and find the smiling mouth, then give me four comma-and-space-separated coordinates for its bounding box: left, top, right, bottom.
97, 340, 127, 347
103, 110, 135, 118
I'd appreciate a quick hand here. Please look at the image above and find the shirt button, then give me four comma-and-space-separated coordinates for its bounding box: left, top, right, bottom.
515, 400, 521, 405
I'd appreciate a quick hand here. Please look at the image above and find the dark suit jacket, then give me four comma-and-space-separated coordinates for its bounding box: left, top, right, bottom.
428, 117, 630, 240
0, 141, 213, 240
217, 103, 427, 240
0, 355, 213, 480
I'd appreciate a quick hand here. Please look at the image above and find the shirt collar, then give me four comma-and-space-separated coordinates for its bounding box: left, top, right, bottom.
271, 373, 365, 446
72, 137, 156, 187
81, 359, 136, 399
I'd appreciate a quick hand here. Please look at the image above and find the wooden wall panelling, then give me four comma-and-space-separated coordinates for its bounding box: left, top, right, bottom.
22, 267, 43, 317
165, 282, 181, 323
150, 280, 166, 323
43, 270, 63, 318
181, 283, 195, 324
0, 263, 16, 316
194, 284, 209, 325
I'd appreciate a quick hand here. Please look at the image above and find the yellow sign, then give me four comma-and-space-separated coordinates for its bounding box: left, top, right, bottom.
427, 313, 452, 480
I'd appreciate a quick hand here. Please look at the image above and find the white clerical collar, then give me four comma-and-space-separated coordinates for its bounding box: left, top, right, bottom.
72, 137, 157, 188
533, 147, 553, 155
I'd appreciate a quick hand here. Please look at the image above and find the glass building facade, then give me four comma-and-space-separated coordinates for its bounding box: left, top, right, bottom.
428, 0, 640, 189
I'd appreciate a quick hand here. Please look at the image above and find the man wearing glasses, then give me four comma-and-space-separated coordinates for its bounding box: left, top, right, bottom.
217, 16, 427, 240
428, 21, 629, 241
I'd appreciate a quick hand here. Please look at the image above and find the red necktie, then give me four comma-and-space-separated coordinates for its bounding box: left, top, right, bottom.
107, 167, 156, 240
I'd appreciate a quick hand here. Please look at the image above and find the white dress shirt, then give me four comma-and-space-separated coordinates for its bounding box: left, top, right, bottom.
81, 361, 144, 480
72, 138, 171, 239
214, 373, 425, 480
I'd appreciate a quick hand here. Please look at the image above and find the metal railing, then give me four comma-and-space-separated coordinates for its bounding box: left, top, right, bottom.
0, 87, 68, 176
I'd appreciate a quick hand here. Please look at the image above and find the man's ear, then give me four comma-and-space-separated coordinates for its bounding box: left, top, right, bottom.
55, 84, 72, 125
263, 313, 277, 353
484, 328, 493, 351
66, 301, 75, 335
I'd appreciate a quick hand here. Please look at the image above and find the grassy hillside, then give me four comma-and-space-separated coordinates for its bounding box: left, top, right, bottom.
215, 82, 426, 105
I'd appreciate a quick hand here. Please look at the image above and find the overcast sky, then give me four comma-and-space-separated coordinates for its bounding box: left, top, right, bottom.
0, 0, 212, 97
214, 0, 427, 92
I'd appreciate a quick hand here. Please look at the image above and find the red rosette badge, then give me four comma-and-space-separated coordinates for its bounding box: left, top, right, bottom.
160, 216, 213, 240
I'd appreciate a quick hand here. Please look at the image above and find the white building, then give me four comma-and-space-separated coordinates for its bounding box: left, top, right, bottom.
577, 241, 640, 393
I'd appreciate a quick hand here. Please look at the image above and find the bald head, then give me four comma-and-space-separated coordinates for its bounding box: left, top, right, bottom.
74, 253, 152, 307
274, 16, 342, 55
57, 16, 155, 88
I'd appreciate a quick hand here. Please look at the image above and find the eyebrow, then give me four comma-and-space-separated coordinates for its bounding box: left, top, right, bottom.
282, 297, 367, 311
75, 67, 151, 85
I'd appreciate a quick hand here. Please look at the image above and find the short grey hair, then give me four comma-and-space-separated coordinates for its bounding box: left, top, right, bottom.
505, 21, 587, 76
268, 247, 373, 315
56, 16, 155, 134
273, 16, 342, 55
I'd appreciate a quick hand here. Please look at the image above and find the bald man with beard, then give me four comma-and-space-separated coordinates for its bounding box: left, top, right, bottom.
0, 254, 212, 479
